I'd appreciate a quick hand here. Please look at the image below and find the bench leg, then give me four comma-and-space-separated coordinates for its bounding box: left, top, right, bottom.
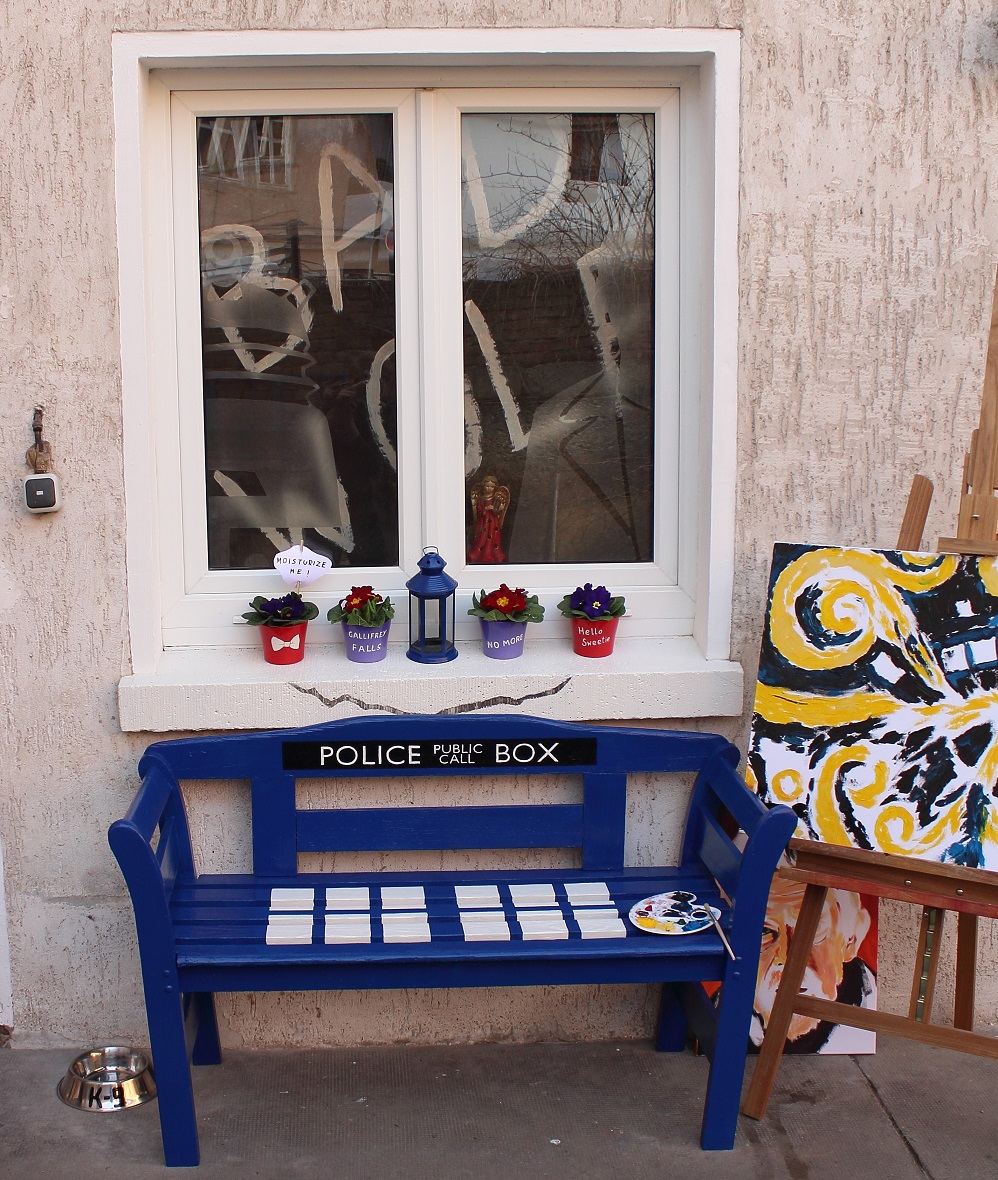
656, 983, 689, 1051
191, 991, 222, 1066
699, 965, 757, 1150
147, 986, 201, 1166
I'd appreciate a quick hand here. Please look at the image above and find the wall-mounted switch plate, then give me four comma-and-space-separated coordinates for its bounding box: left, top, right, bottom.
24, 473, 61, 513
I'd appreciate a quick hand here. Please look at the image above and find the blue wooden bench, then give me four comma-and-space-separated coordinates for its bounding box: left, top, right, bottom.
109, 714, 795, 1166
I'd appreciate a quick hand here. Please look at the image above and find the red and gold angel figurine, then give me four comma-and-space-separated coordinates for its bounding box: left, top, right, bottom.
468, 474, 510, 563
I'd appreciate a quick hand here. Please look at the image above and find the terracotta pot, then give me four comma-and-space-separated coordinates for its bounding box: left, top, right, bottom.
480, 619, 528, 659
342, 620, 391, 663
571, 616, 618, 657
259, 622, 308, 665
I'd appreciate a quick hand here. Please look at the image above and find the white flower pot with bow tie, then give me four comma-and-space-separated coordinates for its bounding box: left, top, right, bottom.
259, 622, 309, 665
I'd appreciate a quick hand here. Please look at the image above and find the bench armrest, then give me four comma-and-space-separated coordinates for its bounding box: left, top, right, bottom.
109, 757, 196, 984
682, 749, 797, 956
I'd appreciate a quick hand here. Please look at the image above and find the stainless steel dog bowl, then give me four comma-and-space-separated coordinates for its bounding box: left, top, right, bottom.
57, 1046, 156, 1111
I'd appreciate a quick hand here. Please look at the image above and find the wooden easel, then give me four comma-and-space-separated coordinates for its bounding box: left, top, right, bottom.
939, 265, 998, 555
742, 266, 998, 1122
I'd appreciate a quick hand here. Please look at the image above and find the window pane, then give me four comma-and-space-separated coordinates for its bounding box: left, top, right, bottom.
462, 112, 655, 565
197, 114, 398, 570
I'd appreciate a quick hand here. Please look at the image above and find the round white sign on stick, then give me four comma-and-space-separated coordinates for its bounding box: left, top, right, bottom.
274, 544, 332, 586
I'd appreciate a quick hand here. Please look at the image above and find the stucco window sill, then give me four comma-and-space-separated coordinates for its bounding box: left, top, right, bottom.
117, 637, 744, 733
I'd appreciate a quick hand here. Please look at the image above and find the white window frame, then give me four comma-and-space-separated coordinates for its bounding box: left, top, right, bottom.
169, 85, 682, 645
113, 29, 743, 729
168, 88, 424, 640
426, 90, 685, 622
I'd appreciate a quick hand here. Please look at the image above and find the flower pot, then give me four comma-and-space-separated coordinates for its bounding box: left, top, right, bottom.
342, 620, 391, 663
571, 617, 618, 657
480, 619, 528, 659
260, 622, 308, 665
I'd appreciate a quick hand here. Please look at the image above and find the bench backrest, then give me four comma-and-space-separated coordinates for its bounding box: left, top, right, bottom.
136, 715, 753, 879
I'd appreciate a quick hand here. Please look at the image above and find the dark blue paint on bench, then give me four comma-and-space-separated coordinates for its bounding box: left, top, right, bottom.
109, 714, 795, 1167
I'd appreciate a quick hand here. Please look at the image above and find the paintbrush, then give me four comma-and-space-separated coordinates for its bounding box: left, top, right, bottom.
699, 906, 736, 960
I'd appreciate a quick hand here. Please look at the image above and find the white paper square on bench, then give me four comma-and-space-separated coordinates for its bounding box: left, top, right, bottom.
509, 884, 556, 908
574, 908, 627, 939
516, 910, 568, 940
266, 913, 314, 945
381, 912, 431, 943
324, 914, 372, 944
325, 886, 370, 911
381, 886, 426, 910
460, 912, 511, 942
455, 885, 501, 909
269, 887, 315, 911
565, 882, 612, 907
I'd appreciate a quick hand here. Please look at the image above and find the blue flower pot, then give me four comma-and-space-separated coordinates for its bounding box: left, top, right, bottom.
480, 619, 527, 659
342, 621, 391, 663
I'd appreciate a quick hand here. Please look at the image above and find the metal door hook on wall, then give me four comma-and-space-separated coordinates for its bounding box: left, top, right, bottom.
23, 406, 61, 514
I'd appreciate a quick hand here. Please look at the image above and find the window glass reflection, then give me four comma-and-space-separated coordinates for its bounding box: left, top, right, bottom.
197, 114, 398, 570
462, 112, 656, 565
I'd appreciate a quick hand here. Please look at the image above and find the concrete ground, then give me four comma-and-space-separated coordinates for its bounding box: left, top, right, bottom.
1, 1036, 994, 1179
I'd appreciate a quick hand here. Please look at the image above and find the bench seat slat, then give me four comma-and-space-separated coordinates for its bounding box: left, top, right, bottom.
176, 938, 729, 968
172, 927, 729, 958
169, 895, 725, 925
169, 872, 722, 908
169, 867, 721, 902
177, 954, 729, 997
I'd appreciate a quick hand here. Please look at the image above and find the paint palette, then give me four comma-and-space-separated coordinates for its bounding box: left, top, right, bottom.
628, 890, 720, 935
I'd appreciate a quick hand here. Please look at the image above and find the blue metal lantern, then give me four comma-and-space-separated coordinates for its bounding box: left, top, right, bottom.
406, 547, 459, 663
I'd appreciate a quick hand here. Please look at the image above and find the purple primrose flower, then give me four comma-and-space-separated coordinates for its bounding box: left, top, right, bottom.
570, 583, 612, 619
260, 593, 308, 621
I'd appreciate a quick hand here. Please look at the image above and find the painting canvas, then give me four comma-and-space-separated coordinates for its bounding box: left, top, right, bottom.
748, 543, 998, 867
745, 542, 998, 1052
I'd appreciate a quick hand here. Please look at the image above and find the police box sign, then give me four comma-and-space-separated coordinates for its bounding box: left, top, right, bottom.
282, 737, 598, 770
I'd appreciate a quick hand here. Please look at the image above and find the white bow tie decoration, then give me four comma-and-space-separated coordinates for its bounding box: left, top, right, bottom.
271, 634, 302, 652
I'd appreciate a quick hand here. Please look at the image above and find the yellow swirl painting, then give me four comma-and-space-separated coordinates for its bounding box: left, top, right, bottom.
748, 544, 998, 869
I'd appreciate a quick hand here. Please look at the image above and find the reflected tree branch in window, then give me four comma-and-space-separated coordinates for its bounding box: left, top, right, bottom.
462, 111, 655, 565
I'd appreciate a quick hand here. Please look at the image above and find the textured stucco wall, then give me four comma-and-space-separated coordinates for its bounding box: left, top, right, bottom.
3, 0, 998, 1049
732, 0, 998, 1032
